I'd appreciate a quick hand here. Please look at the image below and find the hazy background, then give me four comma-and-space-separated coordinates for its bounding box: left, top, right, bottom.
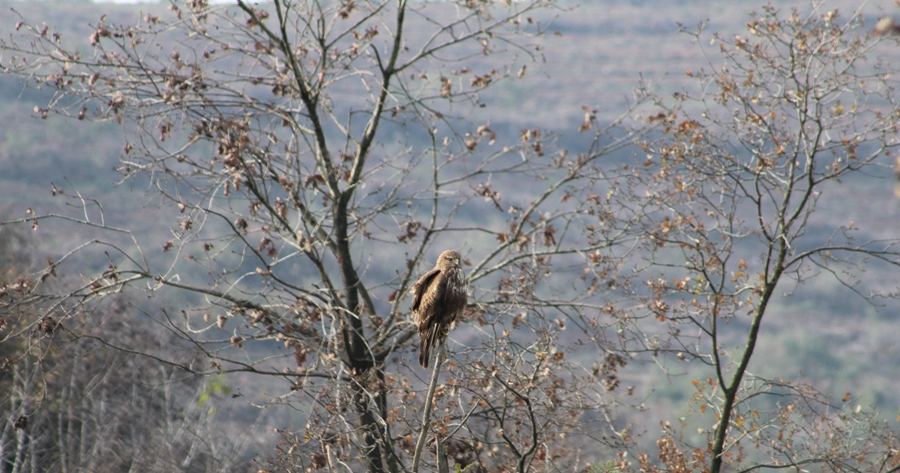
2, 0, 900, 465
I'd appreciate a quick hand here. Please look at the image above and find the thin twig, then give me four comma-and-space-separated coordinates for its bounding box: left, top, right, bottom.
412, 347, 445, 473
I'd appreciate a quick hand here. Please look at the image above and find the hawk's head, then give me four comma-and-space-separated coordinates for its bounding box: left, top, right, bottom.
438, 249, 462, 269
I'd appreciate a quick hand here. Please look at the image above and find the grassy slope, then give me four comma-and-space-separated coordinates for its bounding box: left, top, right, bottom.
2, 0, 899, 457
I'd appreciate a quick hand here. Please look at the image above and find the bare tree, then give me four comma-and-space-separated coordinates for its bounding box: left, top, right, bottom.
5, 1, 900, 472
0, 1, 653, 471
604, 5, 900, 473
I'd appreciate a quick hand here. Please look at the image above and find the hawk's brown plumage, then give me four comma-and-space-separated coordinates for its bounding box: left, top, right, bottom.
410, 250, 468, 368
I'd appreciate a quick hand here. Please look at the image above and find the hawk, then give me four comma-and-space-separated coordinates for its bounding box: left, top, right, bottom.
410, 249, 468, 368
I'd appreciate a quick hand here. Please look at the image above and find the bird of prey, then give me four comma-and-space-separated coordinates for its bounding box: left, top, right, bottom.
410, 249, 468, 368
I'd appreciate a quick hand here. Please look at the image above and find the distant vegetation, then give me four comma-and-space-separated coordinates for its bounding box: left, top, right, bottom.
2, 1, 900, 472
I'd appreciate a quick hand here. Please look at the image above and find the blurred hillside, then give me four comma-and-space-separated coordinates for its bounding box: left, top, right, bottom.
2, 0, 900, 466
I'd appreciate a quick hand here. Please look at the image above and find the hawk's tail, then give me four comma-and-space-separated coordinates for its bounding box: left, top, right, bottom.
419, 336, 430, 368
419, 325, 444, 368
